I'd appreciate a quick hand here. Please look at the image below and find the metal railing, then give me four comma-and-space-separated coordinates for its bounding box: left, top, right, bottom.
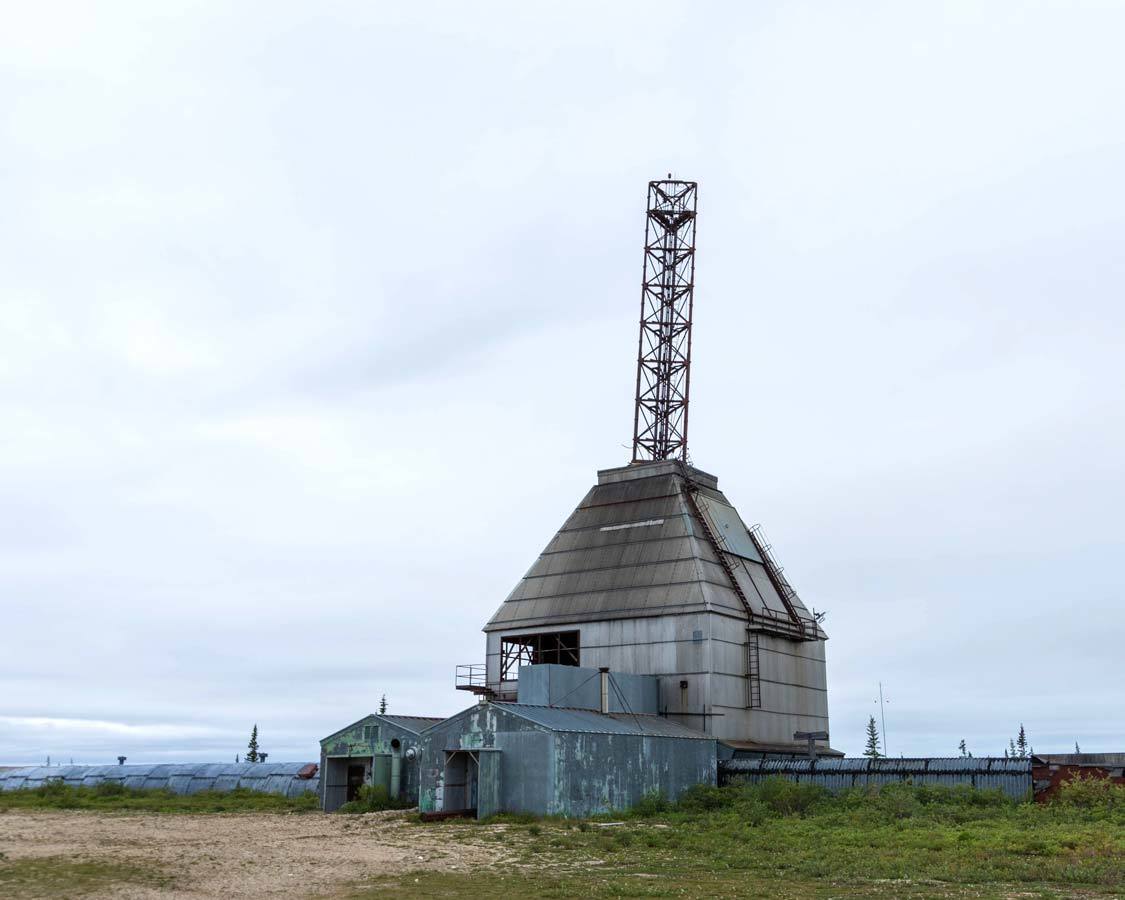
455, 664, 487, 691
749, 524, 813, 640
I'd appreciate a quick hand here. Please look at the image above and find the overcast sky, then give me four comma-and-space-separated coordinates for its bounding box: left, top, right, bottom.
2, 1, 1122, 765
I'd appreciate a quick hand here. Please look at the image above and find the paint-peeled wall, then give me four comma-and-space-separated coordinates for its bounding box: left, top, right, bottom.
420, 711, 559, 816
417, 703, 717, 818
552, 732, 716, 816
319, 715, 428, 811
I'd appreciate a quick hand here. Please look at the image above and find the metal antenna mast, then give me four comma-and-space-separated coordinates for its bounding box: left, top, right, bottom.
631, 178, 698, 462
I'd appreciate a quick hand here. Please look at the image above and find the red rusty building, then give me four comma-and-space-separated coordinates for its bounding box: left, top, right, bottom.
1032, 753, 1125, 801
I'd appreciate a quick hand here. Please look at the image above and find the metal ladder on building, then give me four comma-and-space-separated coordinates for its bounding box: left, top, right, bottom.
746, 632, 762, 709
682, 473, 769, 713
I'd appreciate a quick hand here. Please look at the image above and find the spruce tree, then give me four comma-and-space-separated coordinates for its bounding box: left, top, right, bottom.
1009, 738, 1017, 758
1016, 724, 1029, 759
958, 739, 967, 757
1075, 740, 1081, 754
863, 716, 882, 758
246, 724, 260, 763
379, 694, 387, 715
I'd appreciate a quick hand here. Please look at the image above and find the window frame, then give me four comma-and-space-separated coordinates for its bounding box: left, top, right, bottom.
500, 630, 580, 681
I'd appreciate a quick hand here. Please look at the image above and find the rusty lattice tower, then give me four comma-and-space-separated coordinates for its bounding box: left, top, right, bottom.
631, 179, 698, 462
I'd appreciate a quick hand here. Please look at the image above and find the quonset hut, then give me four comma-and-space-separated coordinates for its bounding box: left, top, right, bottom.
0, 763, 320, 798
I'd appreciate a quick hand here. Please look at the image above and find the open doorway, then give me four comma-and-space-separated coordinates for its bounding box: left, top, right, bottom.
442, 751, 478, 815
346, 763, 367, 802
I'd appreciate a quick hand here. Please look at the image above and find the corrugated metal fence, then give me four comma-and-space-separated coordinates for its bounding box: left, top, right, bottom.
720, 757, 1031, 800
0, 763, 319, 799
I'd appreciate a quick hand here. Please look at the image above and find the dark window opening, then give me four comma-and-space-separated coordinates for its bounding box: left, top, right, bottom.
500, 631, 580, 681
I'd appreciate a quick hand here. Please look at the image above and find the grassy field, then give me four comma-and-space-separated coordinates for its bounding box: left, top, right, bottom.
0, 777, 1120, 897
0, 856, 170, 898
0, 780, 319, 813
357, 778, 1125, 899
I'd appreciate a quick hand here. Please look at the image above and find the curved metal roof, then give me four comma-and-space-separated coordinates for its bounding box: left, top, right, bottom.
0, 762, 319, 799
720, 756, 1032, 799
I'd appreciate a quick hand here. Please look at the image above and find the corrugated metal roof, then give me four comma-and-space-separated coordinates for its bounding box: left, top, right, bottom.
0, 762, 319, 798
321, 713, 443, 742
1033, 753, 1125, 766
723, 757, 1031, 774
484, 461, 823, 636
500, 703, 715, 740
378, 715, 445, 733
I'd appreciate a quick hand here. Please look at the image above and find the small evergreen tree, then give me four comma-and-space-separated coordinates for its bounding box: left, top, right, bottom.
1075, 740, 1081, 754
235, 754, 240, 763
958, 738, 968, 757
246, 724, 260, 763
379, 694, 387, 715
1009, 738, 1017, 759
863, 715, 882, 758
1016, 724, 1029, 759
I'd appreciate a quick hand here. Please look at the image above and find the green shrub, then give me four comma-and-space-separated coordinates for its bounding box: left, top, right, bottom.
876, 783, 920, 819
35, 779, 72, 800
734, 797, 770, 826
337, 783, 412, 814
0, 782, 317, 813
750, 777, 829, 816
677, 784, 735, 812
629, 790, 669, 817
1055, 772, 1125, 810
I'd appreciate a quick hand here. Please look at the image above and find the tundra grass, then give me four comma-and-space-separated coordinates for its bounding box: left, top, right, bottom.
355, 779, 1125, 898
0, 856, 170, 898
0, 781, 319, 813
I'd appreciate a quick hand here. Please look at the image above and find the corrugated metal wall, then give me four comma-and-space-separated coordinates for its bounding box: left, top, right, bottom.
418, 702, 718, 818
720, 757, 1031, 800
318, 714, 435, 811
0, 763, 319, 799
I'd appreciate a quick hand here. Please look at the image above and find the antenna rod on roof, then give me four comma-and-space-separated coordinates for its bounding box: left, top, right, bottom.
631, 178, 698, 463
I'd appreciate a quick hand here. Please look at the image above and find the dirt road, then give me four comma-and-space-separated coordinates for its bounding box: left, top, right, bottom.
0, 810, 505, 897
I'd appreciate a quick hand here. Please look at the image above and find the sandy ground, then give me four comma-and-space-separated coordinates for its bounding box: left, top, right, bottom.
0, 810, 507, 898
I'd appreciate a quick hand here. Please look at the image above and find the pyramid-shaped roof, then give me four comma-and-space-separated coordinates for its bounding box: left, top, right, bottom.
484, 460, 823, 640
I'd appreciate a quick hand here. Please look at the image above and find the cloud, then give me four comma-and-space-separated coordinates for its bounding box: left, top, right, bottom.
0, 1, 1122, 764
